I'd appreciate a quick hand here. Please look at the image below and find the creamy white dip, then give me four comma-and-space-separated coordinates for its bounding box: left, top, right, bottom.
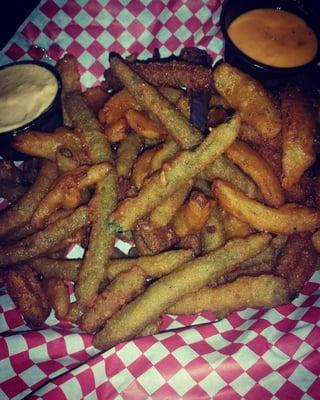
0, 63, 58, 133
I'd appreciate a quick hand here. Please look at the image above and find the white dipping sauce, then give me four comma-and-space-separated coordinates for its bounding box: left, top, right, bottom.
0, 63, 58, 133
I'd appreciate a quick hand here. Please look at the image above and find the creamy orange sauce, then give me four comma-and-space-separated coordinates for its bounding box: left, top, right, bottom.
227, 9, 318, 68
0, 64, 58, 133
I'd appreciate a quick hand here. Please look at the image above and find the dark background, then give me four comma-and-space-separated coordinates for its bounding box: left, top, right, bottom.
0, 0, 41, 50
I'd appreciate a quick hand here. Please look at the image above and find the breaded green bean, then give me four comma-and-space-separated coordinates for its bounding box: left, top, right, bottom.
66, 92, 118, 314
149, 182, 192, 228
0, 206, 88, 266
65, 93, 113, 163
29, 249, 194, 282
150, 140, 179, 174
201, 205, 226, 253
0, 160, 58, 239
80, 265, 147, 333
110, 56, 202, 149
106, 249, 194, 280
111, 114, 240, 231
75, 172, 117, 307
199, 155, 259, 199
116, 133, 142, 177
29, 257, 80, 281
93, 233, 271, 349
168, 275, 288, 317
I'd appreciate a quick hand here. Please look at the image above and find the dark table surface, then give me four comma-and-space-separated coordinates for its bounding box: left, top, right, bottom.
0, 0, 41, 50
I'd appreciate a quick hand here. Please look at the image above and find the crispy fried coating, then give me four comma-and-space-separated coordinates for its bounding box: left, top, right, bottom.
275, 233, 317, 295
5, 266, 50, 327
80, 265, 146, 333
168, 275, 289, 317
104, 60, 212, 92
0, 206, 89, 266
239, 123, 282, 151
213, 63, 281, 138
31, 163, 112, 229
226, 140, 284, 207
214, 179, 320, 234
43, 277, 70, 320
177, 232, 202, 256
201, 205, 226, 253
150, 182, 192, 228
0, 180, 27, 203
111, 114, 240, 231
199, 155, 259, 199
0, 160, 22, 183
0, 160, 58, 239
110, 56, 203, 149
280, 84, 316, 190
93, 234, 271, 349
134, 218, 179, 255
172, 191, 213, 237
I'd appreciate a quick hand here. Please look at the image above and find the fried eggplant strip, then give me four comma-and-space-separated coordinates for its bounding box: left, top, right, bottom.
213, 63, 281, 138
43, 277, 70, 320
225, 140, 284, 207
29, 257, 80, 281
93, 233, 271, 349
275, 233, 317, 295
280, 84, 316, 190
80, 266, 146, 333
0, 160, 58, 239
12, 128, 83, 162
168, 275, 289, 317
5, 266, 51, 327
32, 162, 112, 229
104, 60, 212, 92
0, 160, 22, 183
110, 55, 203, 149
0, 180, 27, 203
111, 114, 240, 231
214, 179, 320, 234
0, 206, 88, 267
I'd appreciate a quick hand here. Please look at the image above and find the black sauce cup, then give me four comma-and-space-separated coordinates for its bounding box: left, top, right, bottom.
220, 0, 320, 87
0, 60, 63, 160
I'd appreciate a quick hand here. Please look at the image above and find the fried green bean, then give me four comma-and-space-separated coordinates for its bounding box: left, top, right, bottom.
0, 206, 88, 267
111, 114, 240, 231
116, 133, 142, 177
110, 56, 202, 149
201, 205, 226, 253
65, 93, 118, 314
168, 275, 288, 317
80, 266, 146, 333
199, 155, 259, 199
30, 249, 194, 283
0, 160, 58, 239
93, 233, 271, 349
65, 93, 113, 163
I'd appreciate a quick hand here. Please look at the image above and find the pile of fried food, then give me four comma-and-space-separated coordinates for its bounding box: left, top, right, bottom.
1, 47, 320, 350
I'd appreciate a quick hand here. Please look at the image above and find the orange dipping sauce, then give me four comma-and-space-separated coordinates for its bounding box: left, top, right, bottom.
227, 8, 318, 68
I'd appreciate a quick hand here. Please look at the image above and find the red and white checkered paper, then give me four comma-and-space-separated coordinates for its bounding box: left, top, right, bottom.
1, 1, 320, 399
